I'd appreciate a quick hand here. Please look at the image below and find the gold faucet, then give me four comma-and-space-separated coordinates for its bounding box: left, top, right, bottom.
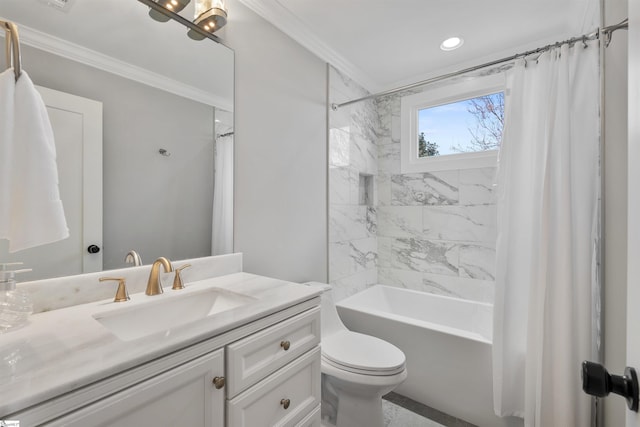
146, 257, 173, 296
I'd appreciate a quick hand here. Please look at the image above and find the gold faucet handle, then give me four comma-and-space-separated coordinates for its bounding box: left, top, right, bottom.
99, 277, 130, 302
172, 264, 192, 290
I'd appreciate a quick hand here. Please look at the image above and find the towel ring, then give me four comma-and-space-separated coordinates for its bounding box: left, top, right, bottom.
1, 20, 21, 81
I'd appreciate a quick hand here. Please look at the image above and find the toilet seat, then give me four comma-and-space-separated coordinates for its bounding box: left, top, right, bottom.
322, 330, 406, 376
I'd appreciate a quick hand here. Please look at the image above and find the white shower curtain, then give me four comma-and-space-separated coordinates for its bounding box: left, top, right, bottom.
212, 136, 233, 255
492, 41, 600, 426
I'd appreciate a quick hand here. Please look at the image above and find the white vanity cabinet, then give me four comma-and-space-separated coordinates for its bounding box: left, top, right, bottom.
9, 299, 321, 427
50, 349, 226, 427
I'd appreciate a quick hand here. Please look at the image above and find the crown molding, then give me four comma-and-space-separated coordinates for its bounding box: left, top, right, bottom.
6, 24, 233, 111
236, 0, 380, 93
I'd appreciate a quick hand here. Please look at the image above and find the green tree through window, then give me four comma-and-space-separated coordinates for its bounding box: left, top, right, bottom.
418, 132, 439, 157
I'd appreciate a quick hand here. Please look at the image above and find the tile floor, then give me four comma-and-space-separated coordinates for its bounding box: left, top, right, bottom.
382, 393, 477, 427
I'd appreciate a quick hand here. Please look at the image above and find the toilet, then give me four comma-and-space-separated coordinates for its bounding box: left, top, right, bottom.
305, 283, 407, 427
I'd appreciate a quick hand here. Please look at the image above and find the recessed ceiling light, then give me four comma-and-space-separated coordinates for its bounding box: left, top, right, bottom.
440, 37, 464, 51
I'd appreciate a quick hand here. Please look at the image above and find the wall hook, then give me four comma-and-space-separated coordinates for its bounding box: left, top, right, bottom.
158, 148, 171, 157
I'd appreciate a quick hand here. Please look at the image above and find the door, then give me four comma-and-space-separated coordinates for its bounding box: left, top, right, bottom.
628, 1, 640, 426
0, 86, 102, 281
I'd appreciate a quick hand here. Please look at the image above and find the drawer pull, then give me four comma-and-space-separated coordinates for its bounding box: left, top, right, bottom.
280, 398, 291, 409
280, 340, 291, 351
212, 376, 226, 389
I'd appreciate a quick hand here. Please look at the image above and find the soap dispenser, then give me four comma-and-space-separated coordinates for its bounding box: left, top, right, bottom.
0, 263, 33, 333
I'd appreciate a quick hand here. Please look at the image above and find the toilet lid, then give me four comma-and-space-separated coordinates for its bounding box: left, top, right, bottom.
322, 331, 406, 375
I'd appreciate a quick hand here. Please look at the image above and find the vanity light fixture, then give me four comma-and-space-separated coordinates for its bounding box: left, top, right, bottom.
142, 0, 228, 42
149, 0, 191, 22
440, 36, 464, 51
187, 0, 228, 40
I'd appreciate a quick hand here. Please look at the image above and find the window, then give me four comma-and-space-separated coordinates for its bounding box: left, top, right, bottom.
400, 74, 505, 173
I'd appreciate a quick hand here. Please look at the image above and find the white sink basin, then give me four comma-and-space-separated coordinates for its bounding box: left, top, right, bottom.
93, 288, 256, 341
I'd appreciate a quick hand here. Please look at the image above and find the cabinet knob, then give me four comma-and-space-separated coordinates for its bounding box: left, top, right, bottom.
212, 376, 225, 389
280, 340, 291, 351
280, 398, 291, 410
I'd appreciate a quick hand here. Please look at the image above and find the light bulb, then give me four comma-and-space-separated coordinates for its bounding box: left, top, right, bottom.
440, 37, 464, 51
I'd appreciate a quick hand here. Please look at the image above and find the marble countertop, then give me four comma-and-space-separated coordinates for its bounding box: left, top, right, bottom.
0, 272, 320, 417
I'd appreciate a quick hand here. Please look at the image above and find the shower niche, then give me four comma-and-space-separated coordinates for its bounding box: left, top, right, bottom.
359, 173, 374, 206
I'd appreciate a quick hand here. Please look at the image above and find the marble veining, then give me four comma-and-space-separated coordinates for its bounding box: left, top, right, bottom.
378, 206, 424, 239
377, 236, 393, 269
422, 205, 497, 243
377, 267, 422, 288
351, 137, 378, 175
329, 242, 353, 280
378, 143, 401, 175
391, 172, 459, 206
459, 167, 496, 205
366, 207, 377, 236
419, 272, 494, 303
377, 172, 392, 207
329, 205, 370, 243
391, 238, 458, 276
459, 244, 496, 280
328, 66, 381, 291
350, 238, 378, 271
421, 273, 494, 303
329, 66, 498, 304
330, 166, 359, 205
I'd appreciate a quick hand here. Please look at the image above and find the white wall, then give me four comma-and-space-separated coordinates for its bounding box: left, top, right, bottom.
224, 0, 328, 283
603, 0, 629, 425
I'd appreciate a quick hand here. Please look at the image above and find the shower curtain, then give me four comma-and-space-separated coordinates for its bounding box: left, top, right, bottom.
492, 41, 600, 426
212, 135, 233, 255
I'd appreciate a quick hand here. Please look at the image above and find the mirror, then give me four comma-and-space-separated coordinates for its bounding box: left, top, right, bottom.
0, 0, 234, 281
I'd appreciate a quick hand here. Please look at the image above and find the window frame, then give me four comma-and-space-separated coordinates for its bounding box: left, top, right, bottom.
400, 73, 505, 173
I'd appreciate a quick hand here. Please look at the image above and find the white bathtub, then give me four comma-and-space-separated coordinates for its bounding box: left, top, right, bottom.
335, 285, 522, 427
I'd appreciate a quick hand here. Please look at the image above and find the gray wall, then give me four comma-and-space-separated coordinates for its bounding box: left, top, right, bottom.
225, 0, 328, 283
603, 0, 628, 424
21, 44, 216, 269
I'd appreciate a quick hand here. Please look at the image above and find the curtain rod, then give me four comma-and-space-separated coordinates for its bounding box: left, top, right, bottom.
331, 18, 629, 111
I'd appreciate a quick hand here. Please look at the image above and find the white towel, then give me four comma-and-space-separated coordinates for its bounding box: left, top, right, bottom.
0, 69, 69, 252
0, 69, 16, 237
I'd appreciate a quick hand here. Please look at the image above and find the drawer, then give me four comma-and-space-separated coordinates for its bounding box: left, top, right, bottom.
227, 347, 321, 427
297, 405, 321, 427
227, 306, 320, 397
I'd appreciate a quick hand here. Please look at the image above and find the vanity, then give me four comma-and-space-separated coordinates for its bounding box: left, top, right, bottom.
0, 254, 322, 426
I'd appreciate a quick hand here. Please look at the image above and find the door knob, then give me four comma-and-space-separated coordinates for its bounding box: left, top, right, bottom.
581, 360, 639, 411
87, 244, 101, 254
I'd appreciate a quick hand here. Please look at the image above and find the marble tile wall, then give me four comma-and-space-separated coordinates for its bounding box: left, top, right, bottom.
328, 66, 379, 300
329, 67, 497, 304
376, 93, 496, 304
